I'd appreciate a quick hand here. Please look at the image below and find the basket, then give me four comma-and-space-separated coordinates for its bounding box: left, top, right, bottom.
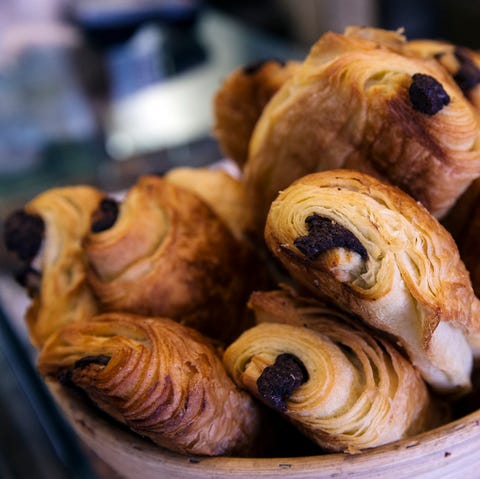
48, 381, 480, 479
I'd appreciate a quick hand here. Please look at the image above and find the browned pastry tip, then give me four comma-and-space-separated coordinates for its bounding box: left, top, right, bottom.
38, 313, 263, 456
213, 59, 300, 169
83, 175, 255, 343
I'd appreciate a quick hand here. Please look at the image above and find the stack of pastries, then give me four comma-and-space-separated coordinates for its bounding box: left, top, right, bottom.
4, 25, 480, 459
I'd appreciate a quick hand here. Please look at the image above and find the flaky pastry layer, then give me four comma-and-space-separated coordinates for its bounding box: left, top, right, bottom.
224, 289, 444, 452
265, 169, 480, 392
38, 313, 262, 456
244, 27, 480, 228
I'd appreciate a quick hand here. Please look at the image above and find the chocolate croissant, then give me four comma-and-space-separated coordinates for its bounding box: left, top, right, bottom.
224, 289, 444, 452
83, 175, 252, 342
3, 186, 104, 347
213, 59, 299, 169
38, 313, 262, 456
264, 169, 480, 393
243, 26, 480, 228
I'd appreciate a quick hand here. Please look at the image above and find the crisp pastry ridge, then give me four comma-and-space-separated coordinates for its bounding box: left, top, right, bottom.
38, 312, 262, 456
213, 59, 300, 169
223, 288, 445, 452
83, 175, 252, 343
264, 169, 480, 393
243, 26, 480, 229
3, 186, 104, 347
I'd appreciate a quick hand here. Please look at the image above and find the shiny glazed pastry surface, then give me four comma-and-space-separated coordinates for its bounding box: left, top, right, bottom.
264, 169, 480, 393
244, 27, 480, 227
3, 186, 104, 347
38, 313, 262, 456
83, 175, 251, 342
223, 289, 444, 452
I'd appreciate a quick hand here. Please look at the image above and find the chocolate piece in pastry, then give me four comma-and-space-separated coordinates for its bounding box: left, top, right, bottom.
407, 39, 480, 111
3, 186, 104, 348
264, 169, 480, 393
164, 166, 254, 242
83, 175, 251, 343
224, 289, 445, 452
38, 313, 262, 456
213, 59, 300, 169
244, 27, 480, 229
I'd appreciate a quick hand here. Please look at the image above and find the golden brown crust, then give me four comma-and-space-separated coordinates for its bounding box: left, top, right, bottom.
20, 186, 104, 347
38, 313, 262, 456
83, 175, 252, 343
213, 59, 300, 169
243, 28, 480, 229
224, 289, 445, 452
264, 169, 479, 392
163, 166, 255, 242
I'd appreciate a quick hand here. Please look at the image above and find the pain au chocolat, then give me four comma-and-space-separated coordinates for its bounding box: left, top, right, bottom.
264, 169, 480, 393
243, 26, 480, 229
3, 186, 104, 347
82, 175, 253, 343
224, 288, 445, 452
38, 313, 262, 456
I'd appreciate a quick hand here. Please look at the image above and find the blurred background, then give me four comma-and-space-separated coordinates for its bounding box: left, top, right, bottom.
0, 0, 479, 477
1, 0, 479, 214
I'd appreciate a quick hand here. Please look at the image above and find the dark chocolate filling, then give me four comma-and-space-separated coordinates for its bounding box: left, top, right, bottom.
15, 266, 42, 297
54, 355, 111, 392
409, 73, 450, 115
74, 355, 112, 369
243, 58, 286, 75
453, 47, 480, 96
3, 210, 44, 262
91, 198, 119, 233
55, 369, 75, 388
294, 214, 368, 261
256, 353, 309, 412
